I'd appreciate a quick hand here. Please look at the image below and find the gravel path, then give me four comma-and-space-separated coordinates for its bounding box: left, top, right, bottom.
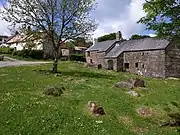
0, 57, 52, 68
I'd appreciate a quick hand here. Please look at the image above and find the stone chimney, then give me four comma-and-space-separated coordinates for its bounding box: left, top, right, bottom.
93, 38, 98, 45
116, 31, 122, 41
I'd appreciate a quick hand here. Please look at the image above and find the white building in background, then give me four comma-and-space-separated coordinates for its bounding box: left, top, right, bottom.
6, 33, 43, 51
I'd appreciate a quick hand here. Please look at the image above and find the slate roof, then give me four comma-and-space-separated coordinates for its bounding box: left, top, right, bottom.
86, 39, 116, 52
105, 38, 170, 58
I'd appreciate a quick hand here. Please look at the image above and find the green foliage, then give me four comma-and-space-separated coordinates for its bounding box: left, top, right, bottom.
138, 0, 180, 38
60, 56, 69, 61
66, 37, 92, 48
129, 34, 150, 40
13, 49, 44, 59
73, 37, 86, 46
28, 50, 44, 59
0, 47, 14, 54
66, 41, 75, 49
15, 50, 30, 58
70, 54, 86, 62
86, 41, 93, 47
98, 33, 116, 42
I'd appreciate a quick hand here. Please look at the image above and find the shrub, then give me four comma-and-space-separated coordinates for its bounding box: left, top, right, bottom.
16, 49, 30, 58
70, 54, 85, 62
13, 49, 44, 59
28, 50, 44, 59
43, 86, 65, 97
12, 51, 17, 56
60, 56, 69, 61
0, 47, 14, 54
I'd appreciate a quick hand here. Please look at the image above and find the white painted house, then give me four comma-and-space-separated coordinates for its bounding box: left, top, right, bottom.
6, 34, 43, 51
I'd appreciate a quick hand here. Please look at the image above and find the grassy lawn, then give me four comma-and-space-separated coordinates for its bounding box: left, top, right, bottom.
0, 61, 179, 135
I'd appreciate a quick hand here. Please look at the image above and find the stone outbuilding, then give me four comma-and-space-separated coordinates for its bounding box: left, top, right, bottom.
86, 31, 122, 69
86, 32, 180, 78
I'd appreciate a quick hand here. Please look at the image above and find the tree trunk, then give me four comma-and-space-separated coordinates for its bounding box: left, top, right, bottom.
52, 48, 59, 73
52, 58, 58, 73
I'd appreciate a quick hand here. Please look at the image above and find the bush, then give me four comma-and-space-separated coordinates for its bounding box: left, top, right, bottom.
28, 50, 44, 59
12, 51, 17, 56
13, 49, 44, 59
0, 47, 14, 54
43, 86, 65, 97
16, 49, 30, 58
60, 56, 69, 61
70, 54, 85, 62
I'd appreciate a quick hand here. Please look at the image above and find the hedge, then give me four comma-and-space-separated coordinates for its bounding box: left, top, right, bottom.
70, 54, 86, 62
13, 49, 44, 59
0, 47, 14, 54
28, 50, 44, 59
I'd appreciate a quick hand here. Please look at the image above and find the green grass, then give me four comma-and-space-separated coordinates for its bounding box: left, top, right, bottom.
0, 61, 180, 135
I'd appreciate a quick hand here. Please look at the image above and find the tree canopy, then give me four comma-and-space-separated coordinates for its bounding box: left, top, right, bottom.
1, 0, 97, 72
97, 33, 116, 42
65, 37, 93, 49
129, 34, 150, 40
138, 0, 180, 38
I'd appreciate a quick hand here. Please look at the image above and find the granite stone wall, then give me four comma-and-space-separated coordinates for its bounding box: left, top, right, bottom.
165, 41, 180, 77
86, 51, 107, 68
86, 39, 180, 78
123, 50, 166, 78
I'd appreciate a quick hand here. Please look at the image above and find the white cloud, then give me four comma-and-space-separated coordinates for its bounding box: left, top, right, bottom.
92, 0, 147, 39
0, 0, 150, 38
0, 19, 11, 36
0, 4, 11, 36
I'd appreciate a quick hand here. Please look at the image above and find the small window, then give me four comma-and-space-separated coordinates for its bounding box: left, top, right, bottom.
87, 52, 90, 57
90, 59, 93, 64
0, 38, 2, 42
125, 63, 129, 69
142, 64, 144, 68
135, 63, 138, 68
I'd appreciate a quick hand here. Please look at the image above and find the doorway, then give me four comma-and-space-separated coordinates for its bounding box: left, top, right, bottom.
107, 60, 113, 70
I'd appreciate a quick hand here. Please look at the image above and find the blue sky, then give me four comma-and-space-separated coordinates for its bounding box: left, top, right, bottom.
0, 0, 156, 38
0, 0, 6, 6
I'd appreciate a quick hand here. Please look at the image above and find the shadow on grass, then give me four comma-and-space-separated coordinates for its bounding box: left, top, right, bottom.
33, 69, 115, 79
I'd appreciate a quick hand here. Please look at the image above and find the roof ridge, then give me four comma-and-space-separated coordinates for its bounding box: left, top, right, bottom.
105, 38, 170, 58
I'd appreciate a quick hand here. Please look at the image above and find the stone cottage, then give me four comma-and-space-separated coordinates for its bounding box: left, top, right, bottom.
86, 31, 122, 69
86, 32, 180, 78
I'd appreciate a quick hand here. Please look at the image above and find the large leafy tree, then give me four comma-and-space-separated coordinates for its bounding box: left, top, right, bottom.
67, 37, 92, 47
138, 0, 180, 38
98, 33, 117, 42
1, 0, 97, 73
129, 34, 150, 40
